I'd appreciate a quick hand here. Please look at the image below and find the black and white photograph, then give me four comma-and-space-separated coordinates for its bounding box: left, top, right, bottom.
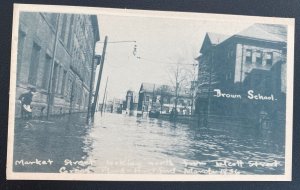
6, 4, 294, 181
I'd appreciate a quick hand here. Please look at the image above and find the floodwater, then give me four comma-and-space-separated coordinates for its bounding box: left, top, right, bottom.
13, 112, 285, 175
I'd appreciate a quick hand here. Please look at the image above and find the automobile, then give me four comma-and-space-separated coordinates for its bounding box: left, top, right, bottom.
149, 109, 160, 118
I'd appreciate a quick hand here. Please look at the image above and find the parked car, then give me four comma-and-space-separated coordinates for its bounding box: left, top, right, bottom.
149, 110, 160, 118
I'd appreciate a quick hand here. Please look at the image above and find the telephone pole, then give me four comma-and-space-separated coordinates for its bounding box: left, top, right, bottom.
91, 36, 108, 120
101, 76, 109, 116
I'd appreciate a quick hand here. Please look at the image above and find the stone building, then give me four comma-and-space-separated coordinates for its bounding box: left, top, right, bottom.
195, 24, 287, 121
15, 12, 100, 118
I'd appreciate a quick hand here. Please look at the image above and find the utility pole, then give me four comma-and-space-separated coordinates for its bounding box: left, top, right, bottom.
86, 41, 98, 124
104, 91, 108, 113
151, 84, 156, 109
91, 36, 108, 120
101, 76, 109, 116
47, 14, 61, 119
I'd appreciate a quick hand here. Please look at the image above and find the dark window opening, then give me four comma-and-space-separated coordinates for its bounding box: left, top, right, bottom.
61, 70, 67, 95
60, 14, 68, 42
256, 50, 262, 64
245, 49, 252, 63
17, 31, 26, 81
266, 52, 273, 65
28, 43, 41, 85
42, 55, 52, 89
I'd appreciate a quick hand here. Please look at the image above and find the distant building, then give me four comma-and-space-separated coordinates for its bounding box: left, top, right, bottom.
15, 12, 100, 117
137, 83, 192, 115
104, 100, 114, 113
195, 24, 286, 120
124, 90, 139, 115
112, 98, 123, 114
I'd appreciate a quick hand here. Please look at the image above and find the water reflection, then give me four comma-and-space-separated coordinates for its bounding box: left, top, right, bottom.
13, 112, 285, 174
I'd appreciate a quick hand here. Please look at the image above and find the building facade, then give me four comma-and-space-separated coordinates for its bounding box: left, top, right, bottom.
195, 24, 287, 122
137, 83, 192, 115
15, 12, 100, 118
123, 90, 139, 115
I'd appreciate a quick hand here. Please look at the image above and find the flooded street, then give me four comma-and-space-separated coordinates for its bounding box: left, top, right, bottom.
13, 112, 285, 175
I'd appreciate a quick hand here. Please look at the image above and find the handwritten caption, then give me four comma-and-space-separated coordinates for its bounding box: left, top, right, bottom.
14, 158, 282, 175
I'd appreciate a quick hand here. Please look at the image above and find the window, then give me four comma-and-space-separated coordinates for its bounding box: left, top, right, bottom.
51, 62, 59, 93
179, 99, 184, 105
61, 70, 67, 95
50, 14, 58, 27
225, 72, 233, 81
17, 30, 26, 81
187, 100, 191, 106
145, 96, 149, 102
67, 15, 74, 50
256, 50, 262, 65
55, 66, 62, 93
266, 52, 273, 65
60, 14, 67, 42
245, 49, 252, 63
227, 51, 230, 59
77, 87, 81, 104
28, 43, 41, 85
153, 96, 157, 102
42, 55, 52, 89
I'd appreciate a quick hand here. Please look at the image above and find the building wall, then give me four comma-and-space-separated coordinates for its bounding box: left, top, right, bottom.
15, 12, 99, 118
234, 42, 284, 84
196, 41, 237, 98
138, 91, 192, 115
196, 35, 286, 119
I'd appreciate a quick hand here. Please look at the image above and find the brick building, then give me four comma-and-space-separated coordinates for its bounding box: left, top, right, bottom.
15, 12, 100, 118
195, 24, 287, 121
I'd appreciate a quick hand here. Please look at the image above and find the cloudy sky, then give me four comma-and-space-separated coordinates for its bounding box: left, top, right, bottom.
95, 12, 254, 101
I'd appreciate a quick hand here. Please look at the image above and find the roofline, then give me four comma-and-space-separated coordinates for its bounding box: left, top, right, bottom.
233, 34, 286, 44
218, 34, 286, 47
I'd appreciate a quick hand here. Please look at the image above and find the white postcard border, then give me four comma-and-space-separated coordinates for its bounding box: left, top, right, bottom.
6, 3, 295, 181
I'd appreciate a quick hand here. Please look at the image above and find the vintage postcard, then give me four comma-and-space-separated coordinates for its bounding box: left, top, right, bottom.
7, 4, 294, 181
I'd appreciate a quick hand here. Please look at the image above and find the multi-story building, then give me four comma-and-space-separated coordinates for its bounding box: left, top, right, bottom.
112, 98, 123, 114
195, 24, 286, 121
123, 90, 139, 115
15, 12, 100, 117
137, 83, 192, 115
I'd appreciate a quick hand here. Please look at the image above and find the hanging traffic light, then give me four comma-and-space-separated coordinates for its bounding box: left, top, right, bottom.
133, 44, 137, 56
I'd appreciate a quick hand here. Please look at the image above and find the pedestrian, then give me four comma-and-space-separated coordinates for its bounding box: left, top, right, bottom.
18, 87, 37, 119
